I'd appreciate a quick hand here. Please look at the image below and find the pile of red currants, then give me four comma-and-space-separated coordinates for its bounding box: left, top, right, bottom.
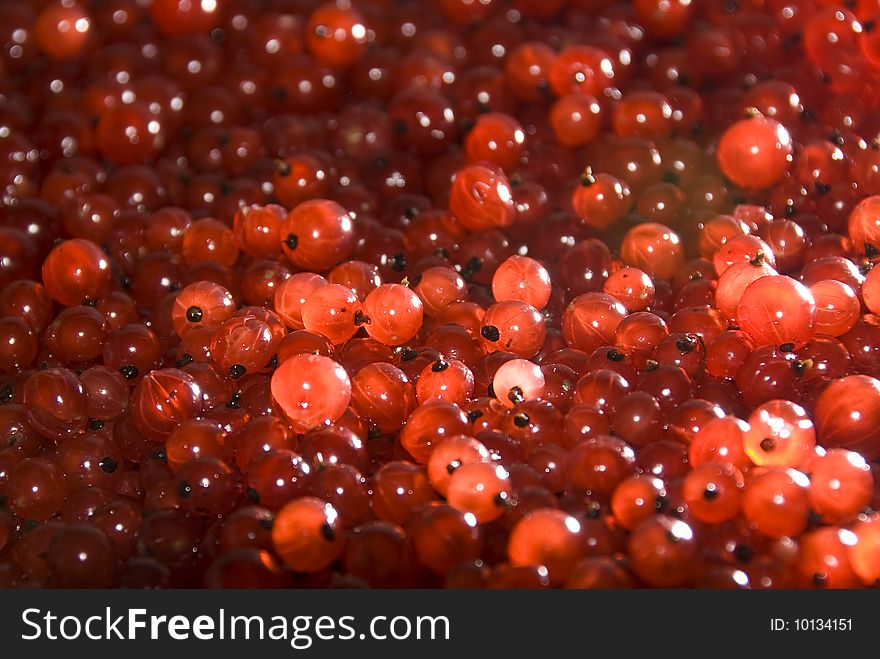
2, 0, 880, 589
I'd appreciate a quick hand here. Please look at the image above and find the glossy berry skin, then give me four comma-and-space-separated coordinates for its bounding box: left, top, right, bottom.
736, 276, 816, 348
548, 45, 615, 98
615, 313, 670, 368
277, 332, 337, 367
80, 366, 128, 421
95, 104, 163, 167
492, 256, 552, 311
848, 516, 880, 585
814, 375, 880, 459
305, 3, 367, 68
233, 204, 285, 260
447, 462, 511, 524
35, 2, 92, 61
299, 425, 367, 472
603, 268, 654, 312
492, 359, 545, 410
301, 284, 362, 345
362, 284, 424, 346
555, 238, 612, 296
610, 475, 665, 531
42, 239, 111, 306
389, 88, 458, 157
864, 267, 880, 316
343, 521, 417, 588
232, 415, 293, 472
550, 95, 603, 148
565, 436, 636, 499
413, 267, 467, 318
613, 91, 673, 140
210, 314, 279, 377
808, 449, 873, 523
0, 280, 53, 333
416, 359, 474, 406
716, 259, 778, 322
23, 367, 88, 442
634, 0, 694, 38
508, 509, 584, 585
58, 432, 123, 491
481, 301, 545, 359
149, 0, 221, 37
713, 234, 776, 276
0, 229, 37, 289
449, 164, 515, 230
400, 399, 470, 464
620, 223, 685, 281
350, 362, 415, 434
572, 173, 632, 231
0, 317, 37, 372
562, 293, 627, 354
272, 497, 345, 573
566, 557, 635, 589
274, 273, 328, 331
311, 465, 370, 529
848, 195, 880, 255
8, 458, 65, 521
271, 354, 351, 434
102, 324, 162, 381
743, 400, 816, 469
372, 461, 436, 526
743, 469, 810, 539
181, 217, 239, 267
409, 502, 481, 575
165, 419, 228, 473
427, 434, 489, 497
795, 527, 861, 589
505, 42, 555, 102
810, 280, 860, 337
683, 463, 744, 524
717, 116, 793, 189
46, 524, 118, 588
464, 113, 526, 172
610, 394, 660, 448
627, 516, 696, 587
281, 200, 356, 273
245, 450, 312, 511
171, 281, 235, 338
43, 306, 107, 362
175, 456, 241, 517
130, 369, 203, 442
329, 260, 381, 301
573, 369, 630, 416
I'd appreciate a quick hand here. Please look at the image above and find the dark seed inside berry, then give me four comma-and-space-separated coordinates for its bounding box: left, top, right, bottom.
177, 480, 192, 498
481, 325, 501, 341
186, 306, 203, 322
606, 348, 626, 361
120, 365, 139, 380
99, 457, 118, 473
